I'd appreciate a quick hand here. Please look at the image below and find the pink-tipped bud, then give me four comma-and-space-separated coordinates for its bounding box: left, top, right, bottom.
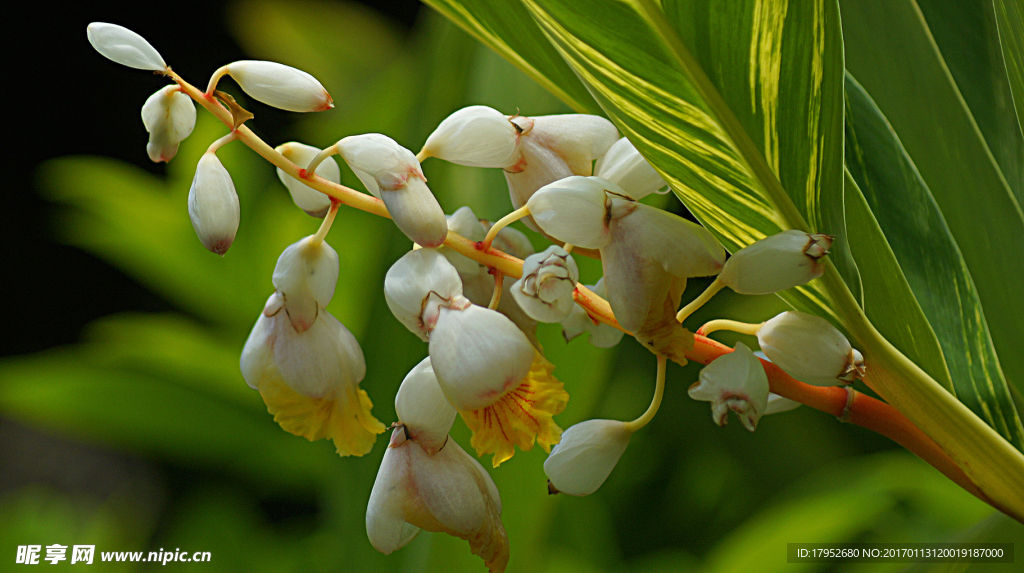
337, 134, 448, 247
719, 230, 833, 295
87, 22, 166, 71
420, 106, 520, 168
141, 85, 196, 163
224, 60, 333, 112
188, 152, 240, 255
757, 311, 866, 386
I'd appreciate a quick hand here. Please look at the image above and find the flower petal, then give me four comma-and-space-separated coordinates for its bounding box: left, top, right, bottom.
429, 305, 535, 411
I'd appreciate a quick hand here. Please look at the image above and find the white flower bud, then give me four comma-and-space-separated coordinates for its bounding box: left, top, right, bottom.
526, 176, 634, 249
719, 230, 833, 295
188, 152, 240, 255
593, 137, 666, 199
757, 311, 866, 386
87, 22, 166, 71
511, 246, 579, 323
272, 236, 339, 332
561, 278, 625, 348
224, 60, 333, 112
141, 85, 196, 163
367, 430, 508, 571
395, 358, 456, 454
384, 249, 466, 341
337, 134, 448, 247
275, 142, 337, 217
420, 105, 520, 168
543, 419, 631, 496
689, 343, 770, 431
429, 304, 535, 411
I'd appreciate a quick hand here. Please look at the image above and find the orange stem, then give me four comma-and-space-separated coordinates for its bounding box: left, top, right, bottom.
688, 335, 989, 505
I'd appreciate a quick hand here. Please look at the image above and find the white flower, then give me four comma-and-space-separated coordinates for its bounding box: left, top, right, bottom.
593, 137, 667, 200
241, 293, 363, 398
271, 235, 339, 332
528, 176, 724, 332
337, 134, 448, 247
420, 106, 520, 168
718, 230, 833, 295
419, 107, 618, 229
543, 419, 631, 496
394, 357, 456, 454
141, 85, 196, 163
222, 60, 333, 112
384, 249, 467, 341
87, 22, 166, 71
511, 246, 579, 323
240, 291, 384, 457
757, 311, 866, 386
504, 114, 619, 225
367, 429, 508, 572
526, 176, 633, 249
689, 343, 770, 431
188, 152, 240, 255
561, 278, 625, 348
429, 304, 535, 412
275, 142, 338, 217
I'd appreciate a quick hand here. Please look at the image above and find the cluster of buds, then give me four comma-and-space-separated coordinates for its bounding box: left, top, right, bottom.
89, 23, 873, 572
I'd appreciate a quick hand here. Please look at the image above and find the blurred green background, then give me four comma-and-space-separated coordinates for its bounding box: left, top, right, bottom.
3, 0, 1021, 571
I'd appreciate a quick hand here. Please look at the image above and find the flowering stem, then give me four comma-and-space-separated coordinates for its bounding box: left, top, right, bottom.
310, 201, 340, 246
623, 355, 667, 433
676, 277, 724, 323
488, 272, 504, 310
168, 68, 997, 514
206, 131, 237, 154
305, 144, 339, 176
204, 65, 230, 96
697, 319, 763, 337
482, 205, 530, 249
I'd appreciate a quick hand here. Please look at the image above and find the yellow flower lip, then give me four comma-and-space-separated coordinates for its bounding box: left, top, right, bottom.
460, 351, 569, 467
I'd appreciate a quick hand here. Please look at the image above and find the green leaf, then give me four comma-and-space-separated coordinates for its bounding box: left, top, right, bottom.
915, 0, 1024, 205
661, 0, 861, 307
995, 0, 1024, 144
840, 0, 1024, 400
845, 74, 1024, 452
842, 169, 953, 396
421, 0, 601, 114
518, 0, 862, 332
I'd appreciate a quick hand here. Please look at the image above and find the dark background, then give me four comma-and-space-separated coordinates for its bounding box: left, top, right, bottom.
6, 0, 421, 357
